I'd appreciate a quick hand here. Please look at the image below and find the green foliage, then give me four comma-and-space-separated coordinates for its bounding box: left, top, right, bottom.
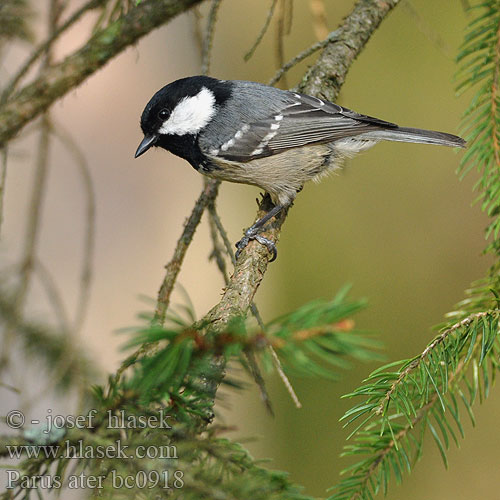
457, 0, 500, 243
3, 288, 376, 500
262, 288, 380, 378
123, 288, 378, 416
330, 305, 499, 500
4, 3, 500, 499
325, 4, 500, 498
7, 408, 313, 500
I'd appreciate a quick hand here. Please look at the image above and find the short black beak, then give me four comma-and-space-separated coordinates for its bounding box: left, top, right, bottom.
135, 134, 158, 158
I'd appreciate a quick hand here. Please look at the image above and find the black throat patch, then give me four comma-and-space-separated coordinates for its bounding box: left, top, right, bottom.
155, 134, 217, 174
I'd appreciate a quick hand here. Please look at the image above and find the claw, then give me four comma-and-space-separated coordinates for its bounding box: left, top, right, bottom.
254, 235, 277, 262
235, 233, 277, 262
235, 203, 285, 262
235, 236, 250, 260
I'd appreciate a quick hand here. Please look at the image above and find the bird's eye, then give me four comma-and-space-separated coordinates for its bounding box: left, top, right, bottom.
158, 109, 170, 121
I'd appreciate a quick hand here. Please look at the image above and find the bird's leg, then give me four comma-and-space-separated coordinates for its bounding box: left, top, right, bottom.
235, 203, 285, 262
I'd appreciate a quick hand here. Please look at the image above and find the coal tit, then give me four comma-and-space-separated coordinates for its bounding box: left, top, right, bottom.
135, 76, 465, 261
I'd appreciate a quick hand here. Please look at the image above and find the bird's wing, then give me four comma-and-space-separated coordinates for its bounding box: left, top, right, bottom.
208, 92, 398, 162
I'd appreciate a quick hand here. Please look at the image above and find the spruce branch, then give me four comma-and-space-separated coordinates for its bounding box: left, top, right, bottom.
375, 310, 493, 416
125, 290, 376, 412
268, 29, 341, 87
333, 306, 500, 500
457, 1, 500, 242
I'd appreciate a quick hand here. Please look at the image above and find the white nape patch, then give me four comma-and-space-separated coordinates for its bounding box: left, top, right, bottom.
159, 87, 215, 136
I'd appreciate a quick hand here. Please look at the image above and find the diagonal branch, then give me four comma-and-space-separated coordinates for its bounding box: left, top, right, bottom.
0, 0, 203, 147
206, 0, 401, 326
194, 0, 402, 401
115, 0, 401, 402
299, 0, 401, 101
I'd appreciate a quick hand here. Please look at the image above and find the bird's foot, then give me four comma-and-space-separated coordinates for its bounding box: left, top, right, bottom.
235, 230, 277, 262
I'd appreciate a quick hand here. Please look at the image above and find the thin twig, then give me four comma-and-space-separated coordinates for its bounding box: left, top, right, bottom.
309, 0, 328, 40
402, 1, 453, 59
0, 147, 7, 235
116, 179, 221, 382
298, 0, 402, 101
192, 7, 204, 53
244, 0, 279, 61
274, 0, 288, 88
0, 0, 106, 104
269, 344, 302, 408
155, 179, 220, 325
268, 29, 340, 86
200, 0, 222, 76
50, 121, 96, 334
207, 206, 230, 283
33, 258, 72, 333
208, 201, 236, 266
1, 116, 52, 375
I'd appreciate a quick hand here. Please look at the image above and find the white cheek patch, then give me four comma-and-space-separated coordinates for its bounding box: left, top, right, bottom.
159, 87, 216, 136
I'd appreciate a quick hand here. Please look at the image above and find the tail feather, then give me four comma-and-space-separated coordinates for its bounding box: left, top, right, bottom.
365, 126, 466, 148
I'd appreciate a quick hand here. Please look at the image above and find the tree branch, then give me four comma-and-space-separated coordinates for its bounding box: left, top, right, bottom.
299, 0, 401, 101
207, 0, 401, 326
196, 0, 402, 400
0, 0, 203, 147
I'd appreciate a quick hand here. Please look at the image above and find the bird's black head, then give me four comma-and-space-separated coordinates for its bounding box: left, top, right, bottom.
135, 76, 232, 160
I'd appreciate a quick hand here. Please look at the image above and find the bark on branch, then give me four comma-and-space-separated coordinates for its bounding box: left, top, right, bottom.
196, 0, 401, 401
204, 0, 401, 332
0, 0, 203, 147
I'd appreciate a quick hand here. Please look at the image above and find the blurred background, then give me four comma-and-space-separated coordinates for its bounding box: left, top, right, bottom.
1, 0, 499, 498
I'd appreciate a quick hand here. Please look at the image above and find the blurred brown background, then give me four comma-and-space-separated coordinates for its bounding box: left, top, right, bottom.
2, 0, 499, 498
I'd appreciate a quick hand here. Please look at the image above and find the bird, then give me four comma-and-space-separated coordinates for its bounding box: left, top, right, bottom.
135, 76, 465, 261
